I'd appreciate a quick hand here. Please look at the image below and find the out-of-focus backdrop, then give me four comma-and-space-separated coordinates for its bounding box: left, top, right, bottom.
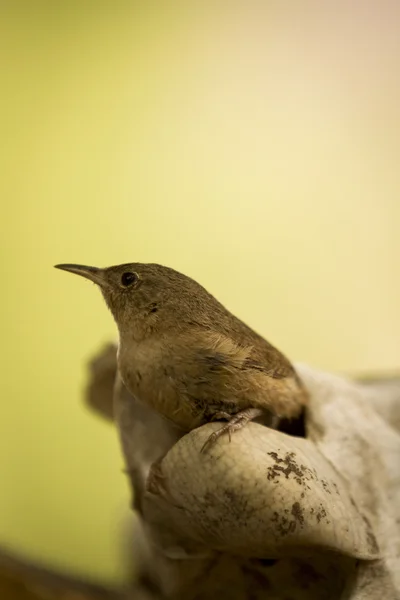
1, 0, 399, 588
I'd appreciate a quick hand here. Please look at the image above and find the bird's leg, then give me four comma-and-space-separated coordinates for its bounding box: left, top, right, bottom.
201, 407, 264, 453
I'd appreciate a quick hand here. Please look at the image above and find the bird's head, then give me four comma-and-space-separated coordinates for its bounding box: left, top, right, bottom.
54, 262, 217, 340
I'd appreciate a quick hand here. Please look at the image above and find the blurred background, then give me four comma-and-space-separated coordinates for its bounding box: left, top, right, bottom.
1, 0, 399, 595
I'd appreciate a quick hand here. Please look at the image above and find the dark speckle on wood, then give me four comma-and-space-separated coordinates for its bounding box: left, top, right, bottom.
271, 509, 298, 537
321, 479, 331, 494
291, 502, 305, 526
315, 505, 327, 524
266, 451, 314, 486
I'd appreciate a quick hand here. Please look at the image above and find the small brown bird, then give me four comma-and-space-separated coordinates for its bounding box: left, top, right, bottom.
55, 263, 307, 451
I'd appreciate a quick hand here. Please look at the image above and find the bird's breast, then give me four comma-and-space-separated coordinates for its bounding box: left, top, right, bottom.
117, 338, 202, 431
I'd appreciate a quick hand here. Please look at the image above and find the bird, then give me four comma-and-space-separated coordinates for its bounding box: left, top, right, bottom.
54, 262, 308, 451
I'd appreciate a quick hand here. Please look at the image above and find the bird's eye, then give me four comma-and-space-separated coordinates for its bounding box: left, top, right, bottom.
120, 272, 138, 287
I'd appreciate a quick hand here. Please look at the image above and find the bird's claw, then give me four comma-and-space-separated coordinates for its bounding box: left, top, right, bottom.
200, 408, 264, 453
200, 416, 244, 453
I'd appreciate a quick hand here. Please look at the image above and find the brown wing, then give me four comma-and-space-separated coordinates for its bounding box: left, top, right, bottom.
191, 331, 295, 380
242, 347, 295, 379
207, 310, 297, 380
189, 335, 304, 419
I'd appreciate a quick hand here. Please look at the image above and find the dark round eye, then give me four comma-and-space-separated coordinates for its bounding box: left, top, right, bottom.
121, 271, 138, 287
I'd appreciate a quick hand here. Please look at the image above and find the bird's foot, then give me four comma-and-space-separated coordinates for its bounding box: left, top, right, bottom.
201, 407, 263, 453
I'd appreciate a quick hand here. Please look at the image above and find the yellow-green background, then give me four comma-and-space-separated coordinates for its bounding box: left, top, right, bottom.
1, 1, 399, 585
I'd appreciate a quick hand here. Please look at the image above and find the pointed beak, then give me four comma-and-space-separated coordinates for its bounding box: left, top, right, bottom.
54, 263, 107, 287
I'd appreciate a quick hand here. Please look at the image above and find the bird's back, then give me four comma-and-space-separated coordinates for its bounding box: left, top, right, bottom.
164, 294, 309, 427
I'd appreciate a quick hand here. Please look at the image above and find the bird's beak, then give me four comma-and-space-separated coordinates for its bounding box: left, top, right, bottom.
54, 264, 107, 287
